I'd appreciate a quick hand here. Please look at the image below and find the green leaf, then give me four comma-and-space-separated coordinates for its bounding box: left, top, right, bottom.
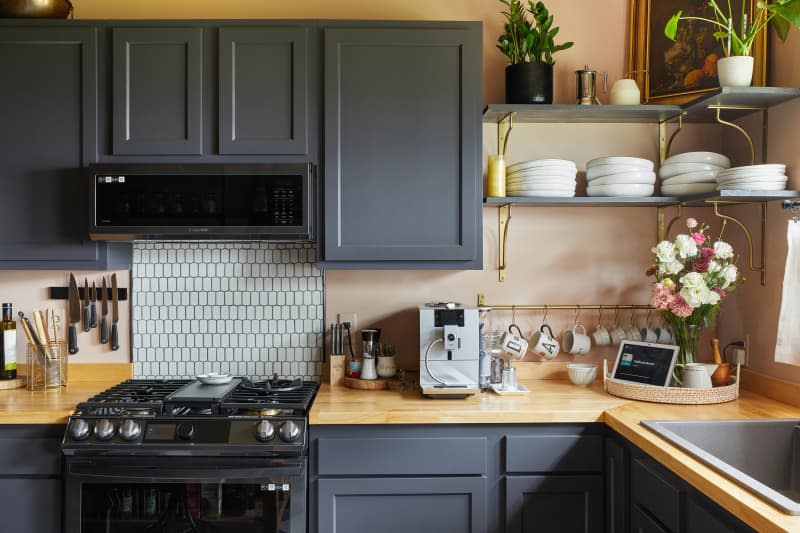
664, 11, 683, 41
773, 0, 800, 40
772, 15, 791, 40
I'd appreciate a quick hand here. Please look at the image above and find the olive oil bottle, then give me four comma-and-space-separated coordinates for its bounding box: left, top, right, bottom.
0, 303, 17, 380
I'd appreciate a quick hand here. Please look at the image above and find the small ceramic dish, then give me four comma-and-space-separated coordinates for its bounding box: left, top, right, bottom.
567, 363, 597, 386
197, 372, 233, 385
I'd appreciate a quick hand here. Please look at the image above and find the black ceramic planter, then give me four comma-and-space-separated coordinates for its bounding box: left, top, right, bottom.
505, 62, 553, 104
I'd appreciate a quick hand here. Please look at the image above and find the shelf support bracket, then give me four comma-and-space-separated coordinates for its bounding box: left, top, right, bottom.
497, 112, 515, 156
710, 201, 767, 286
498, 204, 512, 282
663, 112, 685, 162
709, 105, 758, 165
658, 204, 683, 242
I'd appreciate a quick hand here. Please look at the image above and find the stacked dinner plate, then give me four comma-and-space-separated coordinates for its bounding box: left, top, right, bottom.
659, 152, 730, 196
585, 156, 655, 197
716, 164, 788, 191
506, 159, 577, 197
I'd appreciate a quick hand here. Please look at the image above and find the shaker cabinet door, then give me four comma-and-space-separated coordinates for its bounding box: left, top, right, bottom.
218, 27, 309, 155
112, 27, 203, 155
606, 436, 630, 533
0, 27, 107, 268
317, 476, 487, 533
323, 26, 481, 265
506, 475, 604, 533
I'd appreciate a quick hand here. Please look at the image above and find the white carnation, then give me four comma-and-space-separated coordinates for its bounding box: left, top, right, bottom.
680, 286, 705, 308
714, 241, 734, 260
675, 234, 699, 258
679, 271, 705, 289
659, 260, 684, 275
705, 290, 721, 305
720, 264, 738, 288
708, 260, 722, 273
653, 241, 676, 263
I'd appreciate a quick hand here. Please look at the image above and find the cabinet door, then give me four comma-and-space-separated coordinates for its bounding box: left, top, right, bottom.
219, 27, 308, 155
685, 492, 756, 533
317, 477, 486, 533
606, 437, 629, 533
323, 27, 481, 263
0, 27, 107, 268
506, 475, 603, 533
112, 27, 203, 155
0, 478, 60, 533
631, 506, 670, 533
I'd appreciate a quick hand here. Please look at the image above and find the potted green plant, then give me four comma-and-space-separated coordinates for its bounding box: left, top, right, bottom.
497, 0, 573, 104
664, 0, 800, 87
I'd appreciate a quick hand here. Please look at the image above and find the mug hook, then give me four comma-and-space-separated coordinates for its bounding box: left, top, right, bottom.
511, 304, 516, 325
629, 309, 637, 327
573, 307, 581, 326
613, 307, 620, 327
542, 305, 549, 326
597, 306, 604, 326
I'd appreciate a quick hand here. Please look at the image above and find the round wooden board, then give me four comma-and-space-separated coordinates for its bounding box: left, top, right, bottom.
344, 376, 391, 390
0, 378, 25, 390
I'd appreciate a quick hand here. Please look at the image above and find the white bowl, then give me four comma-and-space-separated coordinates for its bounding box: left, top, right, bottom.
660, 182, 718, 196
567, 363, 597, 386
660, 170, 719, 185
507, 159, 577, 173
586, 156, 654, 170
506, 175, 577, 185
197, 372, 234, 385
586, 183, 654, 197
589, 171, 656, 186
507, 189, 576, 198
717, 164, 786, 179
663, 151, 731, 168
717, 181, 787, 191
717, 174, 787, 185
508, 166, 577, 177
660, 162, 726, 179
587, 164, 654, 181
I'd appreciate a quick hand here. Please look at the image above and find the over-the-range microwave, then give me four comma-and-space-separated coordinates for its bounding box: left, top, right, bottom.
89, 163, 314, 241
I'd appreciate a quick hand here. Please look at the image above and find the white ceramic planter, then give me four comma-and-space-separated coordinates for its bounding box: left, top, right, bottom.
717, 56, 754, 87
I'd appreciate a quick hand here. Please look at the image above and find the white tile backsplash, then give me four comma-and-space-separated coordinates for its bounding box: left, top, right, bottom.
132, 242, 323, 380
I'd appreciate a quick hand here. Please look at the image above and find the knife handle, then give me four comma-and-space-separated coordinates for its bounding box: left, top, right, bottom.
90, 303, 97, 329
100, 316, 109, 344
82, 306, 90, 333
111, 323, 119, 351
68, 324, 79, 355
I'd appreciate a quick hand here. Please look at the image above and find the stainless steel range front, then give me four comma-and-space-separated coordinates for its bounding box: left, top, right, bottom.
63, 376, 318, 533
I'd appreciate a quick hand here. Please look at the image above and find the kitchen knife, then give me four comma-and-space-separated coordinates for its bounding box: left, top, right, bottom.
111, 273, 119, 351
82, 278, 90, 332
100, 276, 109, 344
90, 281, 97, 329
68, 274, 80, 355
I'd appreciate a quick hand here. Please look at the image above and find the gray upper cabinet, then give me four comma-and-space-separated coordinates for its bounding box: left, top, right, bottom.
0, 26, 109, 268
218, 27, 309, 155
112, 27, 203, 155
322, 25, 482, 266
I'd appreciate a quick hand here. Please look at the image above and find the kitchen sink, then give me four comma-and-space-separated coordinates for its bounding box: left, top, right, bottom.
641, 419, 800, 515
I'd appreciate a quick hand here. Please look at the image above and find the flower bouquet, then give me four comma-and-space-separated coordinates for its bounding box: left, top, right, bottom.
648, 218, 743, 366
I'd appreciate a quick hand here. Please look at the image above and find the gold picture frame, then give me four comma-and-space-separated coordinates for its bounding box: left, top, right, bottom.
628, 0, 767, 105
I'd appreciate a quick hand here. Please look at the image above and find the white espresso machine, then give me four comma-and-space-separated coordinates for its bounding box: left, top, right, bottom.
419, 303, 480, 398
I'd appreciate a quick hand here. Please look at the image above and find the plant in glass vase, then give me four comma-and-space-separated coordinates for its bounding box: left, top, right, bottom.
648, 218, 743, 367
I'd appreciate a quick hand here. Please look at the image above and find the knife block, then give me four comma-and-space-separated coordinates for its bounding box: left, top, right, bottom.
324, 355, 345, 387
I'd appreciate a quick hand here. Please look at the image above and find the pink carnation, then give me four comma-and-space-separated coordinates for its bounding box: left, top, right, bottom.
669, 295, 693, 318
686, 218, 698, 229
651, 283, 675, 311
701, 247, 714, 259
694, 257, 710, 273
713, 288, 727, 298
691, 232, 706, 245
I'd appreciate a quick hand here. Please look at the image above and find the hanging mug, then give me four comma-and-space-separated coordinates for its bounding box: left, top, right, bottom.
531, 325, 560, 360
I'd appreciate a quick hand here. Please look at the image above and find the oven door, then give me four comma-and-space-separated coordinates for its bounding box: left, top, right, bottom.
64, 456, 306, 533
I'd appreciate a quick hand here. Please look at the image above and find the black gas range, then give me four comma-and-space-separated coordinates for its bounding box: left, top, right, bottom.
63, 376, 319, 533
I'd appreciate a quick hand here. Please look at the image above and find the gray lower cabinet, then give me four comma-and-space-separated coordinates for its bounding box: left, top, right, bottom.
317, 476, 487, 533
0, 26, 113, 269
605, 436, 629, 533
506, 475, 603, 533
0, 425, 63, 533
322, 24, 482, 267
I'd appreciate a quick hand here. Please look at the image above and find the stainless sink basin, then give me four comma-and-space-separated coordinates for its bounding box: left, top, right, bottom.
641, 419, 800, 515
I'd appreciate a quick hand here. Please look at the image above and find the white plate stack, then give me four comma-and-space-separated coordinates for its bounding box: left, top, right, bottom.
659, 152, 730, 196
585, 156, 655, 197
505, 159, 578, 197
716, 164, 788, 191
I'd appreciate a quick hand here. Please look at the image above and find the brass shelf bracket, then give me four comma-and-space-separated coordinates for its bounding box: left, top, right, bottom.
709, 105, 758, 165
662, 112, 685, 162
497, 112, 515, 156
710, 201, 767, 285
498, 204, 512, 282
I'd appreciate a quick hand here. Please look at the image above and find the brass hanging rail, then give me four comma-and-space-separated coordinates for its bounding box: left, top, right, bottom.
477, 294, 650, 311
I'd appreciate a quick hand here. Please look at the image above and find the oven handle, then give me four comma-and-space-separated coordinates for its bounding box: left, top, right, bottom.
69, 463, 304, 482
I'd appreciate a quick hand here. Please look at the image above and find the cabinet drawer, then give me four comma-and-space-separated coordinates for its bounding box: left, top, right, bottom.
0, 425, 63, 476
632, 458, 681, 532
505, 434, 602, 473
632, 505, 672, 533
316, 436, 487, 476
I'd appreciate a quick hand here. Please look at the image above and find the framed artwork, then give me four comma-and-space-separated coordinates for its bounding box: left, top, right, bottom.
628, 0, 767, 104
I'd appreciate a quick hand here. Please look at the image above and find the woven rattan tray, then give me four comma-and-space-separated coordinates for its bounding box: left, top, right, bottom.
603, 360, 740, 404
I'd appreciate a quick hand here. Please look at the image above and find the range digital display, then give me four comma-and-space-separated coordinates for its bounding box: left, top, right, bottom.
145, 424, 176, 441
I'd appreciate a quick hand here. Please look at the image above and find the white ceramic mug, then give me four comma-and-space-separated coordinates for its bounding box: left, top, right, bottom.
610, 326, 627, 345
563, 324, 591, 355
593, 325, 611, 346
640, 327, 658, 343
673, 363, 713, 389
531, 325, 560, 360
656, 327, 673, 344
626, 326, 642, 342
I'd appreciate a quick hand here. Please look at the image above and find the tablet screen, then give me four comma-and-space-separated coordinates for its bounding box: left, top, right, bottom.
612, 341, 678, 386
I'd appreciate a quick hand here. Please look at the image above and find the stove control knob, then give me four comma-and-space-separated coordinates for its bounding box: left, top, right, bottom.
94, 419, 116, 441
278, 420, 301, 443
69, 419, 91, 441
176, 422, 194, 441
119, 419, 142, 441
255, 420, 275, 442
